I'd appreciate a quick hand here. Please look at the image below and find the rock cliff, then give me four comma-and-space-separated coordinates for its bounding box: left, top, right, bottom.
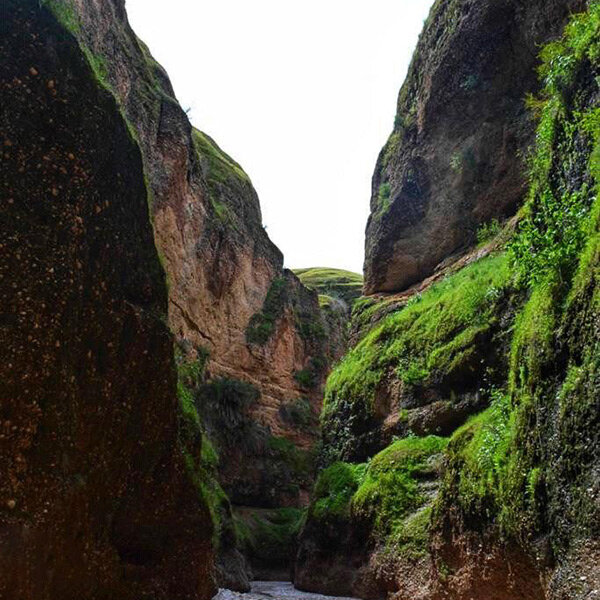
53, 0, 334, 517
2, 0, 341, 593
364, 0, 585, 294
0, 1, 214, 598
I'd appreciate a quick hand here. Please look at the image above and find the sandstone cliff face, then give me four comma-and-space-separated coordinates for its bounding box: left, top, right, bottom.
298, 2, 599, 599
364, 0, 585, 294
0, 2, 214, 598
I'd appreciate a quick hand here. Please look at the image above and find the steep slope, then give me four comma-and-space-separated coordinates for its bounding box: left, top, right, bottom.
364, 0, 585, 294
298, 2, 599, 599
0, 2, 214, 598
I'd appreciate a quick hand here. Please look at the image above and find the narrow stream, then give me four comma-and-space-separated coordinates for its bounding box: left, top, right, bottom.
214, 581, 358, 600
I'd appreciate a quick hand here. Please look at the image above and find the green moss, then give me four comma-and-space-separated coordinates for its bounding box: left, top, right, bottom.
191, 128, 252, 229
42, 0, 81, 34
192, 128, 249, 185
210, 197, 233, 224
438, 391, 515, 524
174, 347, 235, 544
322, 253, 512, 424
509, 280, 558, 391
311, 436, 446, 562
352, 436, 448, 537
385, 506, 433, 560
312, 462, 367, 520
382, 132, 402, 168
378, 182, 392, 214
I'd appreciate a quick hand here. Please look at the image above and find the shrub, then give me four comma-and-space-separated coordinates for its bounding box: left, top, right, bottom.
279, 398, 315, 430
312, 462, 367, 521
477, 219, 501, 245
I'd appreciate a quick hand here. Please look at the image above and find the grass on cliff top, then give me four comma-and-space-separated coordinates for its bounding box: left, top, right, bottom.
294, 267, 363, 304
192, 128, 249, 186
322, 252, 512, 420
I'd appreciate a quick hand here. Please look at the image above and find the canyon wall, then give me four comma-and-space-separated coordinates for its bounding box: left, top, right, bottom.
0, 1, 214, 598
297, 1, 599, 598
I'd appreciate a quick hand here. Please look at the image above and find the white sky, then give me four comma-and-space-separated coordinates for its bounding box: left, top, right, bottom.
126, 0, 434, 274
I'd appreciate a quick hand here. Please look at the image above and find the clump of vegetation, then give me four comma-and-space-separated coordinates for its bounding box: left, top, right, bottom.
294, 356, 326, 390
477, 219, 501, 245
174, 346, 234, 543
267, 436, 314, 480
235, 507, 306, 568
382, 132, 402, 168
195, 377, 265, 452
246, 277, 288, 345
378, 182, 392, 214
295, 312, 326, 342
279, 398, 315, 431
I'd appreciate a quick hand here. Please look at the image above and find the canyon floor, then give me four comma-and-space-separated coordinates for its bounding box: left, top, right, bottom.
214, 582, 358, 600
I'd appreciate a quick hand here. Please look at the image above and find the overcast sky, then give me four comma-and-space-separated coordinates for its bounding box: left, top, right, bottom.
126, 0, 434, 274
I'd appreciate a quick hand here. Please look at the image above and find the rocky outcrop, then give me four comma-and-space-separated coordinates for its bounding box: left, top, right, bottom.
0, 1, 214, 598
364, 0, 586, 294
